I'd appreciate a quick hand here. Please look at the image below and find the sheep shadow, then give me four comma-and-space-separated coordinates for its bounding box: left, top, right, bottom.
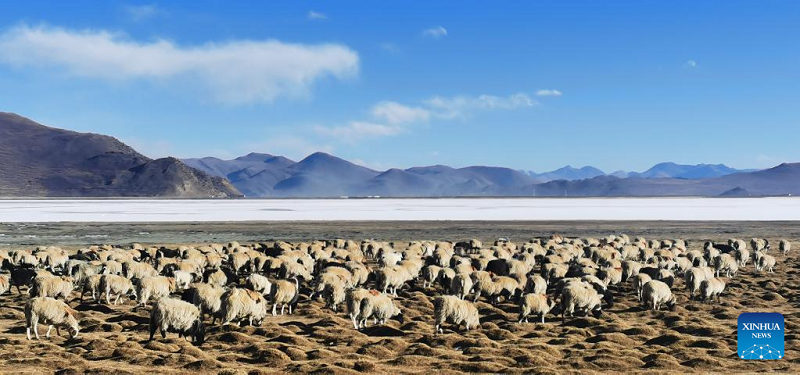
74, 304, 116, 314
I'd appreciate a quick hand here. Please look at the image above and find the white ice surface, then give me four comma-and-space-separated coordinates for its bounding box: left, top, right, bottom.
0, 198, 797, 222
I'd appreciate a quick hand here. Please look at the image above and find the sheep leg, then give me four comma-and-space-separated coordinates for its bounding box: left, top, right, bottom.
280, 304, 285, 315
272, 304, 277, 316
26, 325, 31, 340
46, 325, 52, 338
33, 321, 40, 340
289, 304, 293, 315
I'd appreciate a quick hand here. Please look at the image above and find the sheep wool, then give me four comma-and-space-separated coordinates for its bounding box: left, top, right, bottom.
434, 295, 480, 334
518, 293, 555, 324
25, 296, 80, 340
149, 297, 204, 345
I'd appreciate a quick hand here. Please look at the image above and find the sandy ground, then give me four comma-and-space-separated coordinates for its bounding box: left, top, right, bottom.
0, 221, 798, 374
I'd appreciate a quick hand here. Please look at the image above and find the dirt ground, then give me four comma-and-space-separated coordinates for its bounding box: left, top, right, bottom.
0, 221, 798, 374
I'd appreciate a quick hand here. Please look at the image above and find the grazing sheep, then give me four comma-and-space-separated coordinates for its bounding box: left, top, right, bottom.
450, 273, 474, 300
641, 280, 676, 311
421, 265, 442, 288
99, 274, 136, 305
756, 253, 776, 273
25, 297, 80, 340
699, 277, 726, 302
172, 270, 195, 290
204, 268, 228, 288
518, 293, 555, 324
560, 282, 603, 322
218, 288, 268, 326
186, 283, 224, 321
376, 266, 412, 297
280, 261, 312, 282
323, 281, 347, 312
632, 273, 652, 301
245, 274, 272, 296
122, 261, 157, 280
80, 274, 103, 302
524, 274, 548, 295
137, 276, 177, 306
780, 240, 791, 255
355, 292, 403, 329
735, 247, 750, 268
472, 275, 519, 304
270, 280, 300, 316
685, 266, 714, 299
714, 254, 738, 277
751, 238, 769, 253
346, 288, 374, 329
30, 276, 74, 301
433, 295, 480, 334
149, 297, 205, 345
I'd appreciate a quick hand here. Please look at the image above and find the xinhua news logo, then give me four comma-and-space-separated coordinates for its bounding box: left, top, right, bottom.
738, 312, 784, 360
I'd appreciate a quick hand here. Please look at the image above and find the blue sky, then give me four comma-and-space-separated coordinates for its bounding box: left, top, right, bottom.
0, 1, 798, 172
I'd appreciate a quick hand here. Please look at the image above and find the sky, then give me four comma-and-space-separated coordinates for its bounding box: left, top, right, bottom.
0, 1, 798, 173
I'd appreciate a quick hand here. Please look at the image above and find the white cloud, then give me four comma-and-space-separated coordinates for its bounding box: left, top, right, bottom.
314, 121, 402, 141
0, 25, 359, 104
424, 92, 537, 119
536, 89, 562, 97
684, 59, 697, 68
422, 26, 448, 38
124, 4, 162, 22
371, 101, 430, 124
307, 11, 327, 20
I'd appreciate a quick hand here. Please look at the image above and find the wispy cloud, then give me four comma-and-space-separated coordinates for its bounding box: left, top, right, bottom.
314, 92, 538, 141
424, 92, 536, 119
684, 59, 697, 68
536, 89, 562, 97
123, 4, 162, 22
314, 121, 402, 141
371, 101, 430, 124
380, 42, 400, 54
0, 24, 359, 104
307, 11, 327, 20
422, 26, 447, 39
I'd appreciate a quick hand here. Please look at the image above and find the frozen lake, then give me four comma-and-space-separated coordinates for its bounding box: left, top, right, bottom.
0, 198, 797, 222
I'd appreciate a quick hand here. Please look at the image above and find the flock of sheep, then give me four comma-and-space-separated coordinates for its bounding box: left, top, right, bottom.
0, 235, 791, 348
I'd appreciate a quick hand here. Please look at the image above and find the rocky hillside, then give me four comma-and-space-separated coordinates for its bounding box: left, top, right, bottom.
0, 112, 241, 198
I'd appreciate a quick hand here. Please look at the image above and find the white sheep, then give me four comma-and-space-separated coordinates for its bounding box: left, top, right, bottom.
323, 281, 347, 312
218, 287, 268, 325
756, 253, 776, 273
137, 276, 176, 306
186, 283, 224, 321
450, 273, 474, 300
713, 253, 737, 277
560, 281, 604, 322
699, 277, 726, 303
100, 274, 137, 305
355, 292, 403, 329
641, 280, 676, 311
518, 293, 555, 324
433, 295, 480, 334
270, 279, 299, 316
149, 297, 205, 345
376, 266, 412, 297
685, 266, 714, 299
779, 239, 791, 255
25, 296, 80, 340
346, 288, 374, 329
632, 273, 652, 301
245, 274, 273, 296
30, 275, 74, 301
421, 265, 442, 288
172, 270, 195, 290
472, 274, 519, 304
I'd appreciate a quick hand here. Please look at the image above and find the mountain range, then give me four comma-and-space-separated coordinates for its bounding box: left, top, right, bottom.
184, 153, 797, 198
0, 112, 240, 198
1, 112, 797, 198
